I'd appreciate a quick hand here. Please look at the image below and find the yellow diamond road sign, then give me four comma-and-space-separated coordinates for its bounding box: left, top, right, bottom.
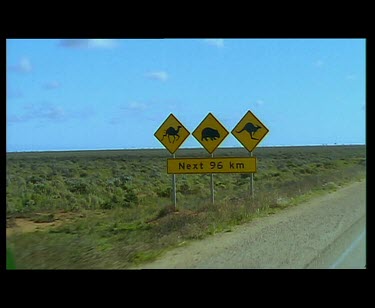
232, 110, 269, 152
154, 114, 190, 154
192, 113, 229, 154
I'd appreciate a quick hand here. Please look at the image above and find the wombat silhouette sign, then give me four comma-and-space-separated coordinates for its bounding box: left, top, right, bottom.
192, 113, 229, 154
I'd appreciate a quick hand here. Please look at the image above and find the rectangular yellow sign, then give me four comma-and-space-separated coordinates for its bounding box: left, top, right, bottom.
167, 157, 257, 174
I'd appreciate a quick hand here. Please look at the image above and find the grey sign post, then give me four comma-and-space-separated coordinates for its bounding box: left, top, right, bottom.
210, 153, 215, 204
172, 153, 177, 209
250, 151, 254, 200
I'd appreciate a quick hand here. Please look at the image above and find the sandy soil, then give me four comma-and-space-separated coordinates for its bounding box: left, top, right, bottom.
6, 212, 77, 237
134, 179, 366, 269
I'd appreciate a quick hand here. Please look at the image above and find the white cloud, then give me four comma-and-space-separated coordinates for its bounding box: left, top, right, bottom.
42, 106, 66, 119
73, 106, 96, 119
109, 117, 121, 125
313, 59, 324, 67
346, 74, 357, 80
7, 104, 94, 125
203, 39, 225, 48
8, 57, 32, 73
145, 71, 169, 82
124, 101, 148, 111
8, 107, 65, 127
8, 115, 26, 124
24, 105, 67, 121
59, 39, 117, 49
7, 88, 23, 99
43, 81, 61, 90
19, 58, 32, 72
111, 102, 148, 124
59, 39, 87, 48
88, 39, 117, 49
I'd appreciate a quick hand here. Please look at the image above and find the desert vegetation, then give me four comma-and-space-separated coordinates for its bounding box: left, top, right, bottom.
6, 145, 366, 269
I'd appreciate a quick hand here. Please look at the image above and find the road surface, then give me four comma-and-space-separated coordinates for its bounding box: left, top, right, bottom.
135, 179, 366, 269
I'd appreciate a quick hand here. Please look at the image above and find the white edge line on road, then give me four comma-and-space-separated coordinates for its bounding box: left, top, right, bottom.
329, 229, 366, 269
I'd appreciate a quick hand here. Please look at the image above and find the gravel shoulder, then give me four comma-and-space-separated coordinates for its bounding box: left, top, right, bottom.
134, 179, 366, 269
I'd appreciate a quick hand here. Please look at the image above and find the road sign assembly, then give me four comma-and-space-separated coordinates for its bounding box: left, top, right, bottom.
155, 110, 269, 207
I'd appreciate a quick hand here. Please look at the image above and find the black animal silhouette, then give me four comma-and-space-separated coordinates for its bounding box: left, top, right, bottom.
162, 126, 182, 143
201, 127, 220, 141
236, 122, 262, 140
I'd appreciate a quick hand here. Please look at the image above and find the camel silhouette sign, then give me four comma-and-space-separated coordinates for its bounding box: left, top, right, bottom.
192, 113, 229, 154
154, 113, 190, 154
231, 110, 269, 152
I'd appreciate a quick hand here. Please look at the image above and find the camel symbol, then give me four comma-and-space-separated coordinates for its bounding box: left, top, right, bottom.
161, 126, 182, 143
236, 122, 262, 140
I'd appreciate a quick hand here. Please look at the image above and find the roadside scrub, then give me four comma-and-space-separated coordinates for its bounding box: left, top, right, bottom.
6, 145, 366, 269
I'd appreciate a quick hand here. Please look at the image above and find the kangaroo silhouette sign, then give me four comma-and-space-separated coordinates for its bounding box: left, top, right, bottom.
232, 110, 269, 152
192, 113, 229, 154
154, 114, 190, 154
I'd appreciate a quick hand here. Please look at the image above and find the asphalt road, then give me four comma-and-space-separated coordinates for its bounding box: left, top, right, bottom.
306, 215, 366, 269
135, 179, 366, 269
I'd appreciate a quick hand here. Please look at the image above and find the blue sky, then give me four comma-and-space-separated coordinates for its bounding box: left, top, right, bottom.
6, 38, 366, 152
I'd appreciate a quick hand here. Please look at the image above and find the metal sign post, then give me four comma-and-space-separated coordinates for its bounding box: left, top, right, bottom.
250, 151, 254, 200
210, 153, 215, 204
172, 153, 177, 209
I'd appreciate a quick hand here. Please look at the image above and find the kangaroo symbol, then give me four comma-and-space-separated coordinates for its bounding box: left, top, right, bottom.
161, 126, 182, 143
236, 122, 262, 140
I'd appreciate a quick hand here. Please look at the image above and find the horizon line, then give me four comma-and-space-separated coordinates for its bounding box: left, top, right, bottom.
6, 143, 366, 153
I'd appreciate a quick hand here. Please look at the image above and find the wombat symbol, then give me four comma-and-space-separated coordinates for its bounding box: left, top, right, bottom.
201, 127, 220, 141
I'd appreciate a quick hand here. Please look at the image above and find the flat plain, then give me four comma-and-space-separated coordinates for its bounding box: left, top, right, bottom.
6, 145, 366, 269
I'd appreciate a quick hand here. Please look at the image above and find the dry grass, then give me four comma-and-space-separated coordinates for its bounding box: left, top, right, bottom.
6, 145, 366, 269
